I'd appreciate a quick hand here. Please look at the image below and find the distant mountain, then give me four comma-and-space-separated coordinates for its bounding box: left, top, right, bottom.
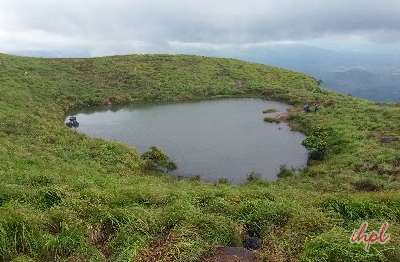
318, 69, 400, 102
8, 49, 91, 58
219, 44, 400, 102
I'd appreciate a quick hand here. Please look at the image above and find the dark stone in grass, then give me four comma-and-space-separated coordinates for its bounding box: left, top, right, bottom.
308, 150, 325, 161
243, 236, 262, 250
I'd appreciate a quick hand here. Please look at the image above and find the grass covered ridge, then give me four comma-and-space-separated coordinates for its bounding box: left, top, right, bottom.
0, 53, 399, 261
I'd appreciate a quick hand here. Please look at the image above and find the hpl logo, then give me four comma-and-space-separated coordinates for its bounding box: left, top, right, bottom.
350, 222, 390, 251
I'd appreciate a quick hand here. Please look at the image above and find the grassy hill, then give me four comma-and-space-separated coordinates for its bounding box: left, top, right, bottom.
0, 53, 399, 261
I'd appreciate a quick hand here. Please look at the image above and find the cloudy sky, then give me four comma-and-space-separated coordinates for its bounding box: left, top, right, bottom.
1, 0, 399, 57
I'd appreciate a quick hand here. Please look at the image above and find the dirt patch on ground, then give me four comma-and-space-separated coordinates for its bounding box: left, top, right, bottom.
135, 233, 179, 262
89, 221, 118, 258
369, 131, 399, 145
203, 247, 258, 262
268, 112, 289, 121
263, 111, 289, 123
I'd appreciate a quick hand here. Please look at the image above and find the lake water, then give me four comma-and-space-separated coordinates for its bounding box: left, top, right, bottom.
71, 98, 308, 183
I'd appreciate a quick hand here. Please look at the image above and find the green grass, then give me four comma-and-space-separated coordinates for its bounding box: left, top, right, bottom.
263, 108, 278, 113
264, 116, 281, 123
0, 53, 399, 261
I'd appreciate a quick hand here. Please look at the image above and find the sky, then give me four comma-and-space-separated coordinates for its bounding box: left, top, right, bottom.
1, 0, 400, 57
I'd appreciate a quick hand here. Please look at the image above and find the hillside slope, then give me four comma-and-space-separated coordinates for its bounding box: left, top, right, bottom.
0, 53, 400, 261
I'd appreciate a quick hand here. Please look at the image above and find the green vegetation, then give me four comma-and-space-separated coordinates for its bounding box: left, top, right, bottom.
277, 165, 295, 179
302, 127, 330, 160
263, 116, 281, 123
141, 146, 177, 172
263, 108, 278, 113
0, 53, 399, 261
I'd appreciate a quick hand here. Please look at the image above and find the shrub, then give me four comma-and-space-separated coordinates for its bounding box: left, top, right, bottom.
302, 127, 329, 160
166, 161, 177, 171
247, 172, 262, 182
141, 146, 177, 172
277, 165, 294, 178
352, 178, 383, 192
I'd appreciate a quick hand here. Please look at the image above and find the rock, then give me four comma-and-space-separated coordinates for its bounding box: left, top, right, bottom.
244, 236, 262, 250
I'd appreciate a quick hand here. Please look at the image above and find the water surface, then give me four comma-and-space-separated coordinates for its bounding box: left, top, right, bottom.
72, 98, 307, 182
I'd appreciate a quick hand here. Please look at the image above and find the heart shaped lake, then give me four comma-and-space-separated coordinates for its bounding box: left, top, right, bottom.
69, 98, 308, 183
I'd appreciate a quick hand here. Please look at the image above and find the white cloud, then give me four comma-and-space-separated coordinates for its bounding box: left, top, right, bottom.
0, 0, 399, 56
